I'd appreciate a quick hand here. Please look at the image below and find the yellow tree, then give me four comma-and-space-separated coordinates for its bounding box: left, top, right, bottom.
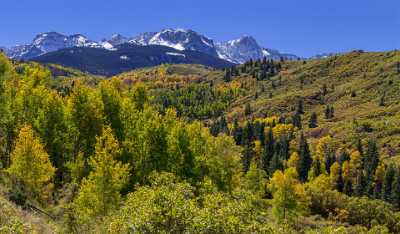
269, 167, 310, 221
287, 152, 300, 169
73, 127, 129, 222
7, 125, 55, 200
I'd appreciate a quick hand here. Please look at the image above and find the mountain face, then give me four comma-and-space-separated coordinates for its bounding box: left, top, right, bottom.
216, 36, 297, 63
129, 29, 218, 57
6, 32, 103, 60
31, 44, 234, 76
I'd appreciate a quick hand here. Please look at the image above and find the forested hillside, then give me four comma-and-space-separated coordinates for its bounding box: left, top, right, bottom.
1, 51, 400, 233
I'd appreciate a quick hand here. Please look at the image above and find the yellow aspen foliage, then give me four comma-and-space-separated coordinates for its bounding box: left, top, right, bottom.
253, 140, 263, 163
157, 64, 167, 80
7, 125, 55, 199
330, 162, 341, 186
349, 150, 362, 178
342, 161, 351, 181
269, 167, 310, 221
272, 124, 294, 138
254, 116, 279, 126
374, 163, 386, 184
315, 136, 335, 161
287, 152, 300, 168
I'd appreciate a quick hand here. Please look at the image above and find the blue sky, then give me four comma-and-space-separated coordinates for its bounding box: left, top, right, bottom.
1, 0, 399, 57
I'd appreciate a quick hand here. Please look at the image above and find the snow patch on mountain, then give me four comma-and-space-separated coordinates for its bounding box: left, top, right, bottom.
166, 52, 186, 57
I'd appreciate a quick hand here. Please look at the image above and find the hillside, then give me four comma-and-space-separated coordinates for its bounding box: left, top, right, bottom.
31, 44, 234, 76
113, 51, 400, 159
1, 51, 400, 233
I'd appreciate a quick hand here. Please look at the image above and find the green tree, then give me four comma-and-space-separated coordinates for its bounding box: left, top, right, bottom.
308, 112, 318, 128
382, 165, 395, 202
297, 133, 312, 182
73, 127, 129, 222
391, 169, 400, 208
99, 81, 124, 142
244, 103, 252, 116
67, 84, 104, 163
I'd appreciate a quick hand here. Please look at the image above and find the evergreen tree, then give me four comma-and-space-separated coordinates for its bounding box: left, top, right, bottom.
353, 173, 365, 196
262, 128, 275, 172
308, 112, 318, 128
338, 150, 350, 165
269, 153, 283, 176
343, 180, 353, 196
365, 140, 379, 180
244, 103, 252, 116
297, 133, 312, 182
223, 69, 231, 82
296, 99, 304, 115
324, 105, 334, 119
292, 112, 302, 129
391, 169, 400, 208
382, 165, 395, 202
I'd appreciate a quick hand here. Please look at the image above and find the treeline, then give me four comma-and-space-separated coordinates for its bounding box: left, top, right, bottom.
224, 56, 283, 82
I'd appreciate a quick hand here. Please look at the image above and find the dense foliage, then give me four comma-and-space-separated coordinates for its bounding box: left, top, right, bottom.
1, 52, 400, 233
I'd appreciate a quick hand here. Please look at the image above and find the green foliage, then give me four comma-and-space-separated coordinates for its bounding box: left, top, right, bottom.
73, 127, 129, 222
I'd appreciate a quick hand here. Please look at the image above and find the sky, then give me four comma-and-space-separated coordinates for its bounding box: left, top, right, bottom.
1, 0, 399, 57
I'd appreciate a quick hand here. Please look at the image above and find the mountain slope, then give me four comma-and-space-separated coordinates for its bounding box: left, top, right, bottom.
31, 44, 234, 76
216, 36, 297, 63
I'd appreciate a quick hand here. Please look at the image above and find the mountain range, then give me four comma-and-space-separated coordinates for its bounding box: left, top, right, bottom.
4, 29, 298, 63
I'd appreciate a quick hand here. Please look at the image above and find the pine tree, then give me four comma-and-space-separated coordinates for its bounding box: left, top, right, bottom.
269, 152, 283, 176
391, 169, 400, 208
224, 69, 231, 82
297, 133, 312, 182
353, 173, 365, 196
8, 125, 56, 200
308, 112, 318, 128
343, 180, 353, 196
382, 165, 395, 202
244, 103, 252, 116
292, 112, 302, 129
296, 99, 304, 115
73, 127, 130, 221
365, 140, 379, 180
262, 128, 275, 172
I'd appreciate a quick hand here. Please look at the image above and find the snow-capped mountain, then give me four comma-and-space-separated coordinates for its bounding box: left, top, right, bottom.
4, 29, 298, 63
106, 34, 129, 46
129, 29, 218, 57
6, 32, 104, 60
215, 36, 297, 64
